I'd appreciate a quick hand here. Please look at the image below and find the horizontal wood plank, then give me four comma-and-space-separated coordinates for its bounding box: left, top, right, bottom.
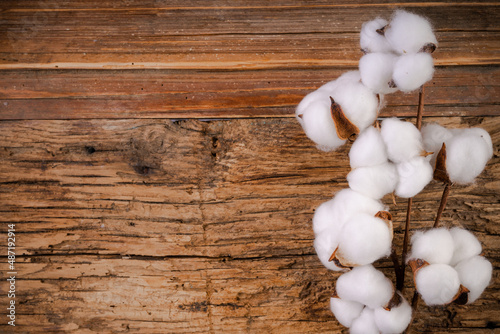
1, 3, 499, 70
0, 117, 498, 332
0, 66, 498, 119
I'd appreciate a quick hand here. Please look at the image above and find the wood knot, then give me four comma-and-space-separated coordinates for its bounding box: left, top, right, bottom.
85, 146, 96, 154
133, 164, 152, 175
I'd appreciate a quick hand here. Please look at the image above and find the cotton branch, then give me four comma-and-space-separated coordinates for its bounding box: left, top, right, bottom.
398, 86, 425, 291
434, 183, 452, 228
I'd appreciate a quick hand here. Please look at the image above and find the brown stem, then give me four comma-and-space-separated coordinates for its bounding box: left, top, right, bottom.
434, 183, 452, 228
397, 86, 425, 292
391, 248, 402, 288
416, 86, 424, 131
398, 197, 413, 291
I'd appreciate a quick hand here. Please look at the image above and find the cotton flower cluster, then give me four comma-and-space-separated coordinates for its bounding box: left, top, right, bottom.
296, 71, 379, 151
313, 120, 426, 332
295, 9, 494, 334
314, 121, 407, 270
296, 9, 437, 152
360, 10, 437, 93
408, 227, 492, 305
313, 188, 392, 270
347, 118, 434, 200
330, 265, 412, 334
380, 118, 434, 198
421, 123, 494, 184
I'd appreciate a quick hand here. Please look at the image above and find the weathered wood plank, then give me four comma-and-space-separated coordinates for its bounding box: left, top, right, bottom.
0, 117, 498, 256
1, 3, 499, 70
0, 254, 497, 333
0, 117, 498, 332
0, 66, 498, 119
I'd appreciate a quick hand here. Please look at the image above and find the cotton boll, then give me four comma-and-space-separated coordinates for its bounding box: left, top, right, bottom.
395, 156, 433, 198
322, 70, 379, 132
374, 292, 412, 334
331, 77, 379, 132
409, 228, 454, 264
296, 70, 378, 151
349, 126, 388, 168
336, 265, 393, 309
446, 132, 492, 184
385, 10, 438, 54
360, 18, 393, 54
359, 53, 399, 94
313, 189, 385, 235
392, 53, 434, 93
415, 264, 460, 305
314, 231, 343, 271
296, 89, 346, 151
381, 118, 423, 163
454, 256, 492, 304
449, 227, 482, 266
350, 307, 379, 334
347, 163, 398, 199
421, 122, 453, 154
338, 213, 392, 266
330, 297, 365, 328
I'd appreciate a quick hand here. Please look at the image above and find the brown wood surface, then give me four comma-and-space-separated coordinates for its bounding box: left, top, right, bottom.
0, 1, 499, 333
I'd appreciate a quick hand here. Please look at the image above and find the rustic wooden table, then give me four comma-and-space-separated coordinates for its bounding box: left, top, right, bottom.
0, 1, 499, 333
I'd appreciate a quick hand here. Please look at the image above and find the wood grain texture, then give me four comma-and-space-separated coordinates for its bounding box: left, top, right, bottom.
1, 2, 499, 70
0, 1, 499, 119
0, 117, 499, 333
0, 1, 499, 333
0, 66, 498, 119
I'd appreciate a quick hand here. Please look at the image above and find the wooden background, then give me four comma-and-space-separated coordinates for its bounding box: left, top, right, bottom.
0, 1, 499, 333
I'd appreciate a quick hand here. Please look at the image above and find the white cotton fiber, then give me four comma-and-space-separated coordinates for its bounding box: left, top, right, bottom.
312, 197, 345, 236
347, 163, 398, 199
314, 231, 342, 271
359, 53, 399, 94
349, 126, 388, 168
313, 189, 385, 235
330, 72, 379, 132
454, 256, 492, 304
409, 228, 454, 264
331, 189, 387, 219
395, 156, 433, 198
374, 292, 412, 334
350, 308, 379, 334
449, 227, 482, 266
338, 213, 392, 266
360, 18, 393, 54
392, 53, 434, 93
330, 297, 364, 328
446, 130, 493, 184
454, 128, 494, 158
296, 89, 346, 152
319, 70, 363, 92
415, 263, 460, 305
385, 10, 438, 55
421, 122, 453, 154
381, 118, 423, 163
336, 265, 393, 309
